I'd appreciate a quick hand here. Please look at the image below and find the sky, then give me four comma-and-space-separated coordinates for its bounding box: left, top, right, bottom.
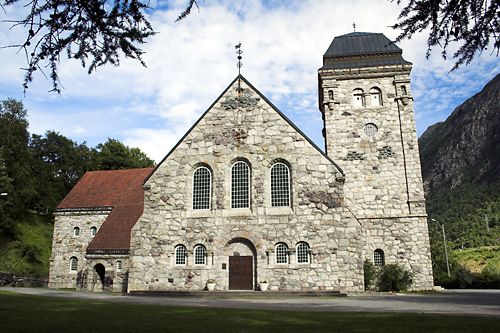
0, 0, 498, 162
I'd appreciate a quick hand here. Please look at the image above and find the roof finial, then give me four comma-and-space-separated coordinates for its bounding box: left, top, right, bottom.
353, 22, 356, 32
235, 42, 243, 92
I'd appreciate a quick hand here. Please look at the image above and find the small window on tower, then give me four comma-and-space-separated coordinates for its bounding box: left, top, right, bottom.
370, 87, 383, 106
364, 123, 378, 137
328, 90, 334, 100
352, 88, 365, 107
401, 85, 407, 95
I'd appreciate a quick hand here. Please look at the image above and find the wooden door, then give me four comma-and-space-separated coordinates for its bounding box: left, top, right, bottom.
229, 256, 253, 290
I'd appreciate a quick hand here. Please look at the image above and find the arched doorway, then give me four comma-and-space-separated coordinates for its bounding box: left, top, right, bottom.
93, 264, 105, 292
225, 238, 257, 290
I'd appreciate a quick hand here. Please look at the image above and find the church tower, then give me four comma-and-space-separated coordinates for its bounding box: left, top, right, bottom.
318, 32, 434, 289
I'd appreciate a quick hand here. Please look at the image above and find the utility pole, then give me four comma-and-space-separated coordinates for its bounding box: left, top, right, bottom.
431, 218, 451, 278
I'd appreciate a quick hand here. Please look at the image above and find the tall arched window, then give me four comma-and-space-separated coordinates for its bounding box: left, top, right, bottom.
73, 227, 80, 237
193, 166, 211, 210
270, 162, 290, 207
370, 87, 383, 106
90, 226, 97, 237
194, 245, 207, 265
352, 88, 365, 107
70, 256, 78, 271
296, 242, 310, 264
374, 249, 385, 267
175, 245, 187, 265
231, 161, 250, 208
116, 260, 122, 271
275, 243, 289, 264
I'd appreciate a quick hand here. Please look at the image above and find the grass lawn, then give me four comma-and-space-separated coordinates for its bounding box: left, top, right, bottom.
0, 292, 498, 333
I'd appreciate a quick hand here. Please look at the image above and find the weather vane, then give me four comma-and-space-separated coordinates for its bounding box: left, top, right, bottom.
235, 42, 243, 92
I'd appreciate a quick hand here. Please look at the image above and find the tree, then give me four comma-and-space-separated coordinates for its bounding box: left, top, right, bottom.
94, 138, 154, 170
29, 131, 95, 211
1, 0, 197, 93
392, 0, 499, 70
0, 151, 15, 233
0, 99, 35, 219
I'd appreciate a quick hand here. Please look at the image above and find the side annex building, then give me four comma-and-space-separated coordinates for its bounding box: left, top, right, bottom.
48, 32, 434, 292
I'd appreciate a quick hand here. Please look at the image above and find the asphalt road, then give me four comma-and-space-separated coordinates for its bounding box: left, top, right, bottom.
1, 287, 499, 317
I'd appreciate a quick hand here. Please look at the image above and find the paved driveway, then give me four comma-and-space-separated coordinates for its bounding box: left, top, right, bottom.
1, 287, 499, 316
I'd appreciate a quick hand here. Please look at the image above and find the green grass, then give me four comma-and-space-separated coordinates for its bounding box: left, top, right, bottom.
0, 293, 498, 333
453, 246, 500, 274
0, 214, 53, 276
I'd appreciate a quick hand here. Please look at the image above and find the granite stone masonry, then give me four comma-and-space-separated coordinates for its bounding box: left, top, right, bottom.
48, 32, 434, 293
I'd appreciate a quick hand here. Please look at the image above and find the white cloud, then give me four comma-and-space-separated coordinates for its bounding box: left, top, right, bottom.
1, 0, 498, 162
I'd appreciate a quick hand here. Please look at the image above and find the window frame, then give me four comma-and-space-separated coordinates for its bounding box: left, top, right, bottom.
352, 88, 365, 107
69, 256, 78, 272
296, 242, 310, 264
231, 160, 250, 209
275, 243, 289, 265
90, 226, 97, 237
73, 227, 80, 237
192, 166, 212, 210
116, 260, 122, 271
194, 244, 207, 266
369, 87, 383, 107
175, 245, 188, 266
373, 249, 385, 267
270, 162, 291, 207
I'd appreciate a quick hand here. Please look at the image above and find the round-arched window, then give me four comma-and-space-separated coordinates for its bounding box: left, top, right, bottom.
364, 123, 378, 137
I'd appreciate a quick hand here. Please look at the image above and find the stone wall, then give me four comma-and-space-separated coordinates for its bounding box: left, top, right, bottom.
318, 65, 433, 289
128, 78, 365, 292
48, 210, 109, 289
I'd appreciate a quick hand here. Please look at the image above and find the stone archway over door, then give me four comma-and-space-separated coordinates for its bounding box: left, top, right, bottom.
226, 237, 257, 290
229, 256, 253, 290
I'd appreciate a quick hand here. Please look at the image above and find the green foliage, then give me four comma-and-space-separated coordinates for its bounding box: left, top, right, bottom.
0, 214, 53, 276
393, 0, 500, 71
94, 138, 154, 170
363, 259, 376, 290
376, 264, 413, 292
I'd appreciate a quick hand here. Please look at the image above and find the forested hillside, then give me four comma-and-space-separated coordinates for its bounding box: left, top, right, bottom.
419, 75, 500, 287
0, 99, 155, 276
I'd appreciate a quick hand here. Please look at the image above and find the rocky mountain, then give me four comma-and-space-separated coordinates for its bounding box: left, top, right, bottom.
419, 73, 500, 194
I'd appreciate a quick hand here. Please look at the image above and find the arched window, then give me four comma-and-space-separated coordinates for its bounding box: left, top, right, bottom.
70, 257, 78, 271
370, 87, 383, 106
328, 90, 334, 100
352, 88, 365, 107
194, 245, 207, 265
193, 166, 211, 210
270, 162, 290, 207
401, 85, 407, 95
374, 249, 385, 267
73, 227, 80, 237
175, 245, 187, 265
90, 226, 97, 237
275, 243, 289, 264
296, 242, 310, 264
116, 260, 122, 271
231, 161, 250, 208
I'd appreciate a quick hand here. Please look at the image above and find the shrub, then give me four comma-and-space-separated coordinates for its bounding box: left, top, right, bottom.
363, 259, 376, 290
377, 264, 413, 292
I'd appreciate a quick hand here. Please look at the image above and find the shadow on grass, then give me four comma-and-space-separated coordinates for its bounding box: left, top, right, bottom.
0, 293, 498, 333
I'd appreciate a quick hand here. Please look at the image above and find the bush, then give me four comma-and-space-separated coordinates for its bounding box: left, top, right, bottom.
363, 259, 376, 290
377, 264, 413, 292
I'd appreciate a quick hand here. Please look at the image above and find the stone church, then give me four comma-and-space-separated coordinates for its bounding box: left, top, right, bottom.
48, 32, 434, 292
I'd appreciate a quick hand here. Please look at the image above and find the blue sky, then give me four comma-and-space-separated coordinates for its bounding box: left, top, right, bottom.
1, 0, 498, 162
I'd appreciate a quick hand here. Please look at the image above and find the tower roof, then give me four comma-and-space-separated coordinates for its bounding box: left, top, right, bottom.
321, 32, 411, 70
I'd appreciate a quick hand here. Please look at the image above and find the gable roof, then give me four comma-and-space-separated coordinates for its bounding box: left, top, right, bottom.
321, 32, 411, 70
57, 168, 154, 254
145, 75, 344, 183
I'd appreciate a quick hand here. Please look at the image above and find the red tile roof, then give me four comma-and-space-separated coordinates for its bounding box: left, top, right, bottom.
57, 168, 154, 254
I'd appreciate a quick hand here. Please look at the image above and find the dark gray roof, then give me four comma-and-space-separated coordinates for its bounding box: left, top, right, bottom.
321, 32, 411, 70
